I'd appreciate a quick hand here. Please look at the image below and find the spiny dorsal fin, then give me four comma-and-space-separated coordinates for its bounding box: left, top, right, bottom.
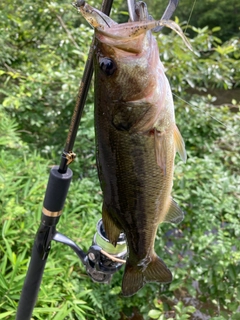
164, 198, 184, 224
173, 125, 187, 163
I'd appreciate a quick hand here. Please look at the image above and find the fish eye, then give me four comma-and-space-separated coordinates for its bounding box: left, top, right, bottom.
99, 57, 116, 76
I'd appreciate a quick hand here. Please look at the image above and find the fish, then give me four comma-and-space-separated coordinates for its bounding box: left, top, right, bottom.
75, 1, 191, 297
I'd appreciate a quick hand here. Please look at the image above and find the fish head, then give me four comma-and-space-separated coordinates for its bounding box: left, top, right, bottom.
78, 3, 159, 102
95, 33, 158, 102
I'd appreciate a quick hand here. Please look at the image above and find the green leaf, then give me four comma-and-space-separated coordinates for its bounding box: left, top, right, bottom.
148, 309, 161, 319
0, 311, 15, 319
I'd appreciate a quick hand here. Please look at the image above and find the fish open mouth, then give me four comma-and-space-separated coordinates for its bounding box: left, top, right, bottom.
73, 1, 192, 51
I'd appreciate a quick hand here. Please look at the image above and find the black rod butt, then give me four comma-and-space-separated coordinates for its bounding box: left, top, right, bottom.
43, 166, 72, 213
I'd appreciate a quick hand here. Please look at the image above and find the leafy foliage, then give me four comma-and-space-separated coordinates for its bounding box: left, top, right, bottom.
146, 0, 240, 42
0, 0, 240, 319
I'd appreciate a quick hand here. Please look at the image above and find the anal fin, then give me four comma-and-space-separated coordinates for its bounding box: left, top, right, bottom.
164, 198, 184, 224
102, 203, 122, 247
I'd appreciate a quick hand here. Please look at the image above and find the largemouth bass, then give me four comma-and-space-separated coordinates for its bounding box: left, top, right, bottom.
75, 1, 190, 297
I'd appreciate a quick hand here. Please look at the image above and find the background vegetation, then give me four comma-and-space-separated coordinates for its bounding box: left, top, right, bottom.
0, 0, 239, 319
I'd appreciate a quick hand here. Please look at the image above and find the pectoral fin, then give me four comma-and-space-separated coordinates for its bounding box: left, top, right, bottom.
102, 203, 122, 247
173, 125, 187, 162
164, 198, 185, 224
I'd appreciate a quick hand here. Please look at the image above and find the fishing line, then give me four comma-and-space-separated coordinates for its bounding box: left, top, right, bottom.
184, 0, 196, 34
172, 92, 227, 128
176, 0, 234, 131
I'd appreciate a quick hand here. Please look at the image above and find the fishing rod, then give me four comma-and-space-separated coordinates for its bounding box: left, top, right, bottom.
15, 1, 121, 319
16, 0, 179, 319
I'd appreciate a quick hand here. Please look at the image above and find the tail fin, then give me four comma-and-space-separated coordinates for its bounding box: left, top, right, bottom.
122, 254, 172, 297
